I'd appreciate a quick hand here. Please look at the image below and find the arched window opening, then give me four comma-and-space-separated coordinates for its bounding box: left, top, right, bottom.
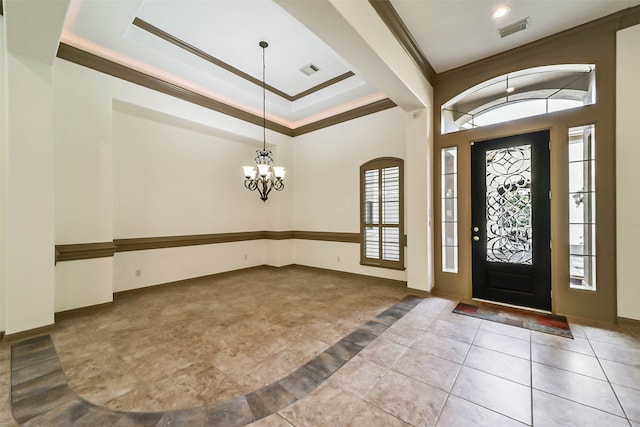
442, 65, 595, 134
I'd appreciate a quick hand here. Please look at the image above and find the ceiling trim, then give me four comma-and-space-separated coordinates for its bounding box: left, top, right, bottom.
289, 71, 355, 101
292, 98, 396, 136
56, 43, 396, 137
133, 17, 355, 102
57, 42, 294, 136
368, 0, 435, 85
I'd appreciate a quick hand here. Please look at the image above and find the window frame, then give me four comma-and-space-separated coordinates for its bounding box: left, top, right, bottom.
441, 147, 459, 273
360, 157, 405, 270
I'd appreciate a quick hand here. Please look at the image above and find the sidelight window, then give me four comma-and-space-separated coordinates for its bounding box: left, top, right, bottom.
441, 148, 458, 272
569, 125, 596, 290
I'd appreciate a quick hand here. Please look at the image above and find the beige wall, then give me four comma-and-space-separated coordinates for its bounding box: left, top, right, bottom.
616, 23, 640, 321
0, 17, 6, 334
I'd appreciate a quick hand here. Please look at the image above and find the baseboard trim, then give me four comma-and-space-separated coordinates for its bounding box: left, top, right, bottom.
114, 264, 408, 301
287, 264, 407, 288
54, 302, 114, 322
8, 264, 410, 337
407, 288, 431, 298
617, 316, 640, 327
3, 324, 55, 343
113, 265, 271, 299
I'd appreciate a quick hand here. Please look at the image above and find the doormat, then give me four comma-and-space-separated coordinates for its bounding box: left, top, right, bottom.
453, 302, 573, 339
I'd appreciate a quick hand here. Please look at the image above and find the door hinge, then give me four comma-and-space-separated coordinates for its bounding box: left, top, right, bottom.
549, 141, 551, 150
549, 190, 552, 200
550, 240, 552, 249
550, 290, 553, 299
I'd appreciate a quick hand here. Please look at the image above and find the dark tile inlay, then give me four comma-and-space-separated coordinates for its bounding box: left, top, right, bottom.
246, 382, 297, 421
8, 296, 422, 426
304, 351, 348, 379
206, 395, 254, 427
11, 383, 75, 424
157, 406, 207, 427
279, 366, 325, 399
21, 399, 95, 426
360, 320, 390, 336
113, 411, 165, 427
11, 345, 58, 371
343, 329, 378, 347
325, 339, 364, 361
399, 296, 423, 308
11, 336, 54, 361
74, 407, 127, 426
11, 356, 63, 387
12, 369, 68, 402
380, 306, 410, 319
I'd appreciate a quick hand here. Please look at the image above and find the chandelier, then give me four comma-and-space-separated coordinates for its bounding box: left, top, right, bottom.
242, 41, 285, 202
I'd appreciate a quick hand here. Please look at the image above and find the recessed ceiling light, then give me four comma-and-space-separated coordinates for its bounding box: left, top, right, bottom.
506, 86, 515, 93
492, 5, 511, 19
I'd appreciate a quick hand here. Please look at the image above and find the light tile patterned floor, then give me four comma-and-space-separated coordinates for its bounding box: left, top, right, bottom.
2, 266, 640, 426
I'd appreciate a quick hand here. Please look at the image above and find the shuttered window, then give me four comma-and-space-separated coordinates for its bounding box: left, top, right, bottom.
360, 158, 404, 269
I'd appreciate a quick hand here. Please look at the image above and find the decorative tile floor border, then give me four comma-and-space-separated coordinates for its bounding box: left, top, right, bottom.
10, 295, 423, 426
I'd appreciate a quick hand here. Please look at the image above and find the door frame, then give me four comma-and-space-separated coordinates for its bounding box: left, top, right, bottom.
470, 130, 552, 311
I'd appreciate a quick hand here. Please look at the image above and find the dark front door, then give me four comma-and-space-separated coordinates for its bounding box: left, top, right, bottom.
471, 130, 551, 311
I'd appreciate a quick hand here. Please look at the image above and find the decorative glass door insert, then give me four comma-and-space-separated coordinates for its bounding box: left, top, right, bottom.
485, 144, 532, 265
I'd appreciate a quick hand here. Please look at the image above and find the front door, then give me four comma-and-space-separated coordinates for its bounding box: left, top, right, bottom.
471, 130, 551, 311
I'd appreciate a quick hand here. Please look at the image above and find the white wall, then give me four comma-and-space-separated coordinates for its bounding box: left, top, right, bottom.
3, 5, 434, 331
3, 54, 56, 334
52, 57, 293, 306
616, 24, 640, 321
405, 107, 433, 292
291, 107, 408, 281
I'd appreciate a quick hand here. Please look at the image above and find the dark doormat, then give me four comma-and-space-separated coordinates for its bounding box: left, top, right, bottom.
453, 302, 573, 339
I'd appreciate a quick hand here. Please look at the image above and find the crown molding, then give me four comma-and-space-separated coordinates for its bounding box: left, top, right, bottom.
133, 17, 356, 102
56, 43, 395, 137
368, 0, 435, 85
292, 98, 397, 136
57, 43, 295, 136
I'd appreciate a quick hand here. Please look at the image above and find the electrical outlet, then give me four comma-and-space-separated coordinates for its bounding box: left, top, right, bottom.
336, 256, 340, 262
244, 254, 248, 260
135, 269, 141, 277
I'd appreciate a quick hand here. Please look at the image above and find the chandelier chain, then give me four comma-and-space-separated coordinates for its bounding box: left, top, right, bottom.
262, 42, 266, 152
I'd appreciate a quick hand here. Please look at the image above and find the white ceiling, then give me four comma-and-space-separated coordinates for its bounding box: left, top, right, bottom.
60, 0, 639, 129
391, 0, 640, 73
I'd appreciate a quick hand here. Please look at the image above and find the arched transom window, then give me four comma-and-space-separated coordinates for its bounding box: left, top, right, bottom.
441, 64, 595, 134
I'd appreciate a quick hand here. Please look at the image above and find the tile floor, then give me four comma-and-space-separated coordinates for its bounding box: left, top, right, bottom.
2, 266, 640, 426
